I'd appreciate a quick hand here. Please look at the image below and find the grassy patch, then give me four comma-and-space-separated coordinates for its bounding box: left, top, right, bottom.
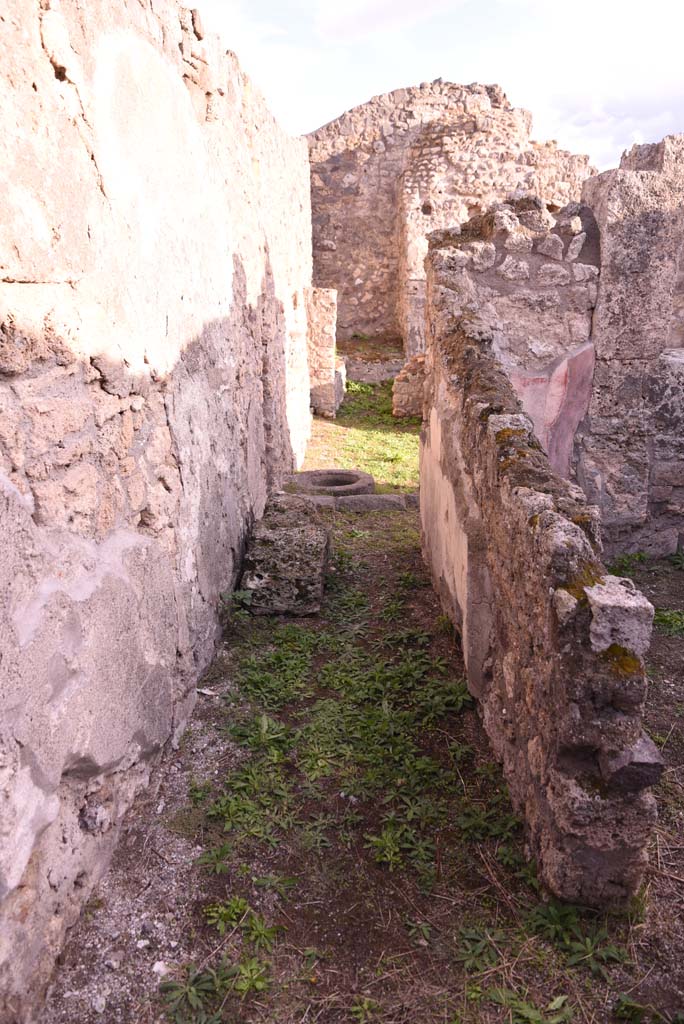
303, 380, 420, 493
608, 552, 648, 577
654, 609, 684, 637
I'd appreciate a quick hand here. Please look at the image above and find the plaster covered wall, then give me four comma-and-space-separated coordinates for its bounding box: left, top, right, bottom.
308, 81, 592, 350
576, 137, 684, 555
0, 0, 312, 1015
420, 232, 662, 906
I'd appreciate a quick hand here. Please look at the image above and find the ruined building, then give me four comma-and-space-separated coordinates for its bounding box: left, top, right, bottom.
309, 89, 684, 556
308, 82, 591, 355
0, 0, 682, 1018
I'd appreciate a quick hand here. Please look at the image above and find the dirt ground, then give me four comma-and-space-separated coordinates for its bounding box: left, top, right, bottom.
42, 506, 684, 1024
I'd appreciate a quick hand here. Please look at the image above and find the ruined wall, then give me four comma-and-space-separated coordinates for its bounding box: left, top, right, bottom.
398, 113, 592, 356
306, 287, 345, 417
576, 136, 684, 555
0, 1, 312, 1015
308, 81, 592, 349
425, 198, 600, 478
420, 233, 662, 906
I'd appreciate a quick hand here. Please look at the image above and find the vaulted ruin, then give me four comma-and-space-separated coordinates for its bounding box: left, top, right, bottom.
1, 1, 682, 1019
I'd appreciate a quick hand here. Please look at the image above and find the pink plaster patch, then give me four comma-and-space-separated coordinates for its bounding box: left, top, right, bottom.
509, 342, 595, 478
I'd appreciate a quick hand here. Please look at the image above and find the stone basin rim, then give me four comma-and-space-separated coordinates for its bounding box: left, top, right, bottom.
285, 468, 376, 496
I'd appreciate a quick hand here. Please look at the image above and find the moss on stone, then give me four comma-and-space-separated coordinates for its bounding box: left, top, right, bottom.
495, 427, 528, 444
562, 563, 605, 603
602, 644, 642, 677
498, 449, 530, 472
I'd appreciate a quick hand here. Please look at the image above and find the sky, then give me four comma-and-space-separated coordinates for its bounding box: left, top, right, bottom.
195, 0, 684, 170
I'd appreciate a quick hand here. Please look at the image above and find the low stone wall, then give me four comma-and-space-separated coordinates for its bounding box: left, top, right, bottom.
420, 233, 662, 906
0, 0, 312, 1015
306, 287, 345, 417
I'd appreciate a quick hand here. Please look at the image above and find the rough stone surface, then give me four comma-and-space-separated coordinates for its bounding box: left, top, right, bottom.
344, 357, 404, 383
335, 493, 408, 512
420, 233, 662, 906
425, 198, 599, 479
392, 354, 425, 418
291, 490, 416, 512
576, 136, 684, 555
306, 288, 345, 417
239, 494, 330, 615
586, 577, 655, 657
0, 0, 312, 1015
309, 81, 593, 353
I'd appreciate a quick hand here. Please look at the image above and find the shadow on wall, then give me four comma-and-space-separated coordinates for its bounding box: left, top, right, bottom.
0, 253, 300, 1019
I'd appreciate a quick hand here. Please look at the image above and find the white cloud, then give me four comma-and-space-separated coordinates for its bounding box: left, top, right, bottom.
193, 0, 684, 166
313, 0, 462, 42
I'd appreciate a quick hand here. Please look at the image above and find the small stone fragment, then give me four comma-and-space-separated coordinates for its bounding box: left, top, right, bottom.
572, 263, 599, 281
566, 232, 586, 261
504, 232, 533, 253
536, 234, 564, 261
92, 994, 107, 1014
497, 256, 529, 281
464, 241, 496, 271
599, 735, 664, 792
537, 263, 571, 286
552, 588, 579, 626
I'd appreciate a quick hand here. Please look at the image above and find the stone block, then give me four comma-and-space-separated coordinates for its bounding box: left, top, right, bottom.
586, 576, 654, 657
239, 495, 331, 615
335, 493, 407, 511
536, 234, 564, 260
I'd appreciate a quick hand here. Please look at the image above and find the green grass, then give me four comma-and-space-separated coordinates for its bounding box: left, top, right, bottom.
608, 552, 648, 577
303, 380, 420, 493
653, 609, 684, 636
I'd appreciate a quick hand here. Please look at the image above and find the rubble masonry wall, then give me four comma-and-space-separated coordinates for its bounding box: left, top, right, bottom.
576, 137, 684, 556
420, 231, 662, 906
306, 287, 345, 417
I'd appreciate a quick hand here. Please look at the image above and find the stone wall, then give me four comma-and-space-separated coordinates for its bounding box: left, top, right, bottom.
0, 1, 312, 1015
392, 354, 425, 418
306, 287, 345, 417
308, 81, 592, 351
420, 232, 662, 906
576, 137, 684, 555
424, 198, 600, 478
